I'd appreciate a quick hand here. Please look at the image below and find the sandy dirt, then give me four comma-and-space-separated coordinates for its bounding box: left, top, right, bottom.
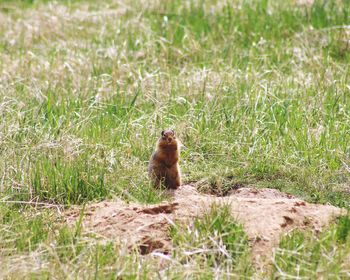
65, 185, 343, 265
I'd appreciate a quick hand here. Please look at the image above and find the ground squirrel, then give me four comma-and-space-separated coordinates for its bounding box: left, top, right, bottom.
148, 129, 182, 189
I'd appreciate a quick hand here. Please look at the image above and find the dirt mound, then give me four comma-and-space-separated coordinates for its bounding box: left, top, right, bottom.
65, 185, 343, 265
229, 187, 294, 199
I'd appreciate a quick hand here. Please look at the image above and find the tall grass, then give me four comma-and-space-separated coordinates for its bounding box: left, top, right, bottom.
1, 0, 349, 207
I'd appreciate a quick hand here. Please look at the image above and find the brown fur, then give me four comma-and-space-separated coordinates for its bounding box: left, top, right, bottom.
148, 130, 181, 189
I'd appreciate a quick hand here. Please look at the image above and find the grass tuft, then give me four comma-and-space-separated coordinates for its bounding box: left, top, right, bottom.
272, 215, 350, 279
30, 155, 108, 205
170, 204, 252, 277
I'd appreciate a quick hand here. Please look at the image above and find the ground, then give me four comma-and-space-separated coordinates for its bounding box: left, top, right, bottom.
0, 0, 350, 279
66, 185, 342, 268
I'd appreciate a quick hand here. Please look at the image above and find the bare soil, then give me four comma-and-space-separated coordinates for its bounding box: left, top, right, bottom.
65, 185, 343, 265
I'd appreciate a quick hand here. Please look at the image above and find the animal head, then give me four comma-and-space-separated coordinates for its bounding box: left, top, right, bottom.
159, 129, 177, 147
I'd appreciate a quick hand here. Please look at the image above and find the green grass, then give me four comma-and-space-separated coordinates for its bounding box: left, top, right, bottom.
1, 0, 349, 207
0, 204, 52, 253
0, 0, 350, 277
170, 204, 252, 278
272, 215, 350, 279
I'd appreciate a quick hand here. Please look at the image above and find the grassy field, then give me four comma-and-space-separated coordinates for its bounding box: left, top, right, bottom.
1, 0, 350, 278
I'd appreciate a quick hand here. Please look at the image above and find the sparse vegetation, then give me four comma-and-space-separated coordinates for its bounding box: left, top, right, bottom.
170, 204, 252, 278
272, 215, 350, 279
0, 0, 350, 278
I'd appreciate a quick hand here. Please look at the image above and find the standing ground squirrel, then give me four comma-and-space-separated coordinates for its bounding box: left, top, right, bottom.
148, 129, 182, 189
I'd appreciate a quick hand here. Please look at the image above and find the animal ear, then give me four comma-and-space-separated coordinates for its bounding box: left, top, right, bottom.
161, 130, 165, 136
171, 129, 175, 135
